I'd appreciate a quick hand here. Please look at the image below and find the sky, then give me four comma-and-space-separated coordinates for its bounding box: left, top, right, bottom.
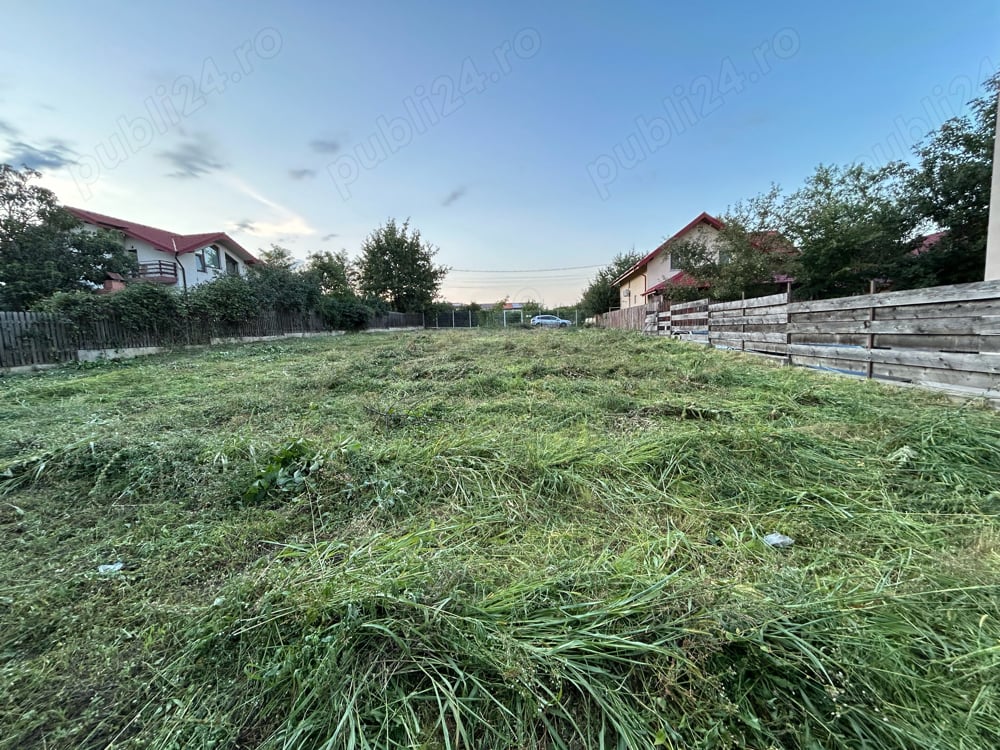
1, 1, 997, 306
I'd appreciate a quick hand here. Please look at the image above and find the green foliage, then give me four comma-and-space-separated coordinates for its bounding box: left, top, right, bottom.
782, 162, 916, 299
1, 332, 998, 749
357, 218, 448, 312
670, 187, 794, 301
248, 263, 320, 314
33, 283, 186, 337
186, 274, 262, 325
578, 250, 642, 315
0, 164, 138, 310
319, 296, 373, 331
904, 73, 998, 285
304, 250, 355, 298
256, 244, 297, 270
242, 439, 320, 504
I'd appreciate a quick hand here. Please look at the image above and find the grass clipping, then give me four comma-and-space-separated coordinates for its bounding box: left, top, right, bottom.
1, 330, 998, 749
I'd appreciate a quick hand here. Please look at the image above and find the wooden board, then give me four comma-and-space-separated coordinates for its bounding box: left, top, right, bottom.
788, 317, 995, 336
710, 331, 788, 344
709, 292, 788, 311
707, 313, 788, 325
788, 279, 1000, 314
787, 344, 1000, 375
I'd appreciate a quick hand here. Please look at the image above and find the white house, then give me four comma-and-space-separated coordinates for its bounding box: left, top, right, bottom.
65, 206, 259, 291
614, 212, 726, 309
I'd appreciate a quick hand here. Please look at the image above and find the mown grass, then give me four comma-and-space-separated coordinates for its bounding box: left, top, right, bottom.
1, 329, 997, 749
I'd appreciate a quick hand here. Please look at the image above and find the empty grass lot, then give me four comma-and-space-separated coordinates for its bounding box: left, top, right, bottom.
1, 329, 998, 749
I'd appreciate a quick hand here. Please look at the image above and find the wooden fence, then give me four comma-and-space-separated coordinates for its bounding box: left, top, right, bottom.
0, 309, 417, 370
597, 279, 1000, 398
600, 304, 663, 332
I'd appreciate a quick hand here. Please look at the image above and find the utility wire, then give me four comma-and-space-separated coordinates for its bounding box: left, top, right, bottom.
449, 263, 603, 273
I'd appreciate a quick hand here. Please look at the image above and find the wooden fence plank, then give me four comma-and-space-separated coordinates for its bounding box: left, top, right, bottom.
788, 279, 1000, 313
787, 344, 1000, 375
788, 317, 997, 335
711, 331, 788, 344
709, 292, 787, 311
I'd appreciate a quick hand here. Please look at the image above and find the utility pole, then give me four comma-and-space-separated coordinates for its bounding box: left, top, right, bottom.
986, 88, 1000, 280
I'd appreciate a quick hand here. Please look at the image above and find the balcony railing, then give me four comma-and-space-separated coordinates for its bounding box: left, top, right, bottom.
136, 261, 178, 283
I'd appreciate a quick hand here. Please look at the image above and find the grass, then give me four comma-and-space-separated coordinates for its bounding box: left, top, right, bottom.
0, 328, 998, 749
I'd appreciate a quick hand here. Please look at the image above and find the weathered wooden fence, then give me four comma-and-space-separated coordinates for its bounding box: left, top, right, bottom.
600, 304, 662, 331
786, 280, 1000, 396
597, 280, 1000, 398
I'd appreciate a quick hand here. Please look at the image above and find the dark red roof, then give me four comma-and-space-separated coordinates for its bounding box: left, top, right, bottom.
643, 271, 706, 295
614, 212, 724, 285
64, 206, 259, 263
910, 231, 946, 256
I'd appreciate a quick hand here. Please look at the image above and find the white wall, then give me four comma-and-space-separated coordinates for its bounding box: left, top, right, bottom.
117, 235, 249, 289
655, 224, 725, 284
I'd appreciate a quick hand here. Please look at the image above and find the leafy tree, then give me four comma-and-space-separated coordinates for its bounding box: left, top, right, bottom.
357, 219, 448, 312
904, 73, 998, 286
578, 250, 642, 316
0, 164, 137, 309
781, 163, 915, 299
256, 244, 297, 270
304, 250, 354, 297
244, 245, 321, 313
671, 187, 795, 301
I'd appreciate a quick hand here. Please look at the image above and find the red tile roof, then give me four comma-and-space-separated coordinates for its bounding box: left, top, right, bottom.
64, 206, 259, 263
910, 231, 946, 256
643, 271, 706, 296
614, 212, 724, 285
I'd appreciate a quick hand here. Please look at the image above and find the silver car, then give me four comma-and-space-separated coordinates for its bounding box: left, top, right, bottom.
530, 314, 572, 328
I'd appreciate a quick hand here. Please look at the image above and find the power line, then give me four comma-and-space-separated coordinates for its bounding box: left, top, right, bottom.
449, 263, 603, 273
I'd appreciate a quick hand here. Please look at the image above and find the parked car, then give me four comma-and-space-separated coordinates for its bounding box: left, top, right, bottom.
530, 314, 572, 328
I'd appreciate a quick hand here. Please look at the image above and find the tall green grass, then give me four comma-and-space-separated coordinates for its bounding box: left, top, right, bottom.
1, 330, 997, 748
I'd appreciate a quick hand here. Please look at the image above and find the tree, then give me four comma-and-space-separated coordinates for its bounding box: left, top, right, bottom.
256, 244, 297, 270
356, 219, 448, 312
904, 73, 998, 286
671, 187, 794, 301
781, 163, 915, 299
246, 246, 321, 314
304, 250, 354, 297
0, 164, 137, 309
578, 250, 642, 316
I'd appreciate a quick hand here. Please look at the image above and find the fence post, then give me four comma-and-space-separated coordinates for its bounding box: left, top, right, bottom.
866, 280, 876, 379
740, 292, 746, 352
785, 282, 793, 366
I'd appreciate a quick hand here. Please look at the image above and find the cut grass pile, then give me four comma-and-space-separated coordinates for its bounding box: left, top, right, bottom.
1, 329, 998, 749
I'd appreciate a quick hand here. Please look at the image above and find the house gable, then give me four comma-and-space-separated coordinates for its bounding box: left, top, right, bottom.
615, 212, 723, 307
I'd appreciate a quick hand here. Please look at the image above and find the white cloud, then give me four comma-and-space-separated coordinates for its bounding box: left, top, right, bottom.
222, 175, 316, 239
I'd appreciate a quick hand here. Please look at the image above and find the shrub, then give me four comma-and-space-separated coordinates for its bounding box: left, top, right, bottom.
186, 275, 261, 325
320, 296, 373, 331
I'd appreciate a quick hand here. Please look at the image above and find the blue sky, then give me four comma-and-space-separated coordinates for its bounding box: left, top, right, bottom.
1, 0, 996, 305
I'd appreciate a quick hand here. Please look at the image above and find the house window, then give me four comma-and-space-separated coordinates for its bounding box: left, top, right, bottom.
195, 253, 206, 272
204, 245, 221, 270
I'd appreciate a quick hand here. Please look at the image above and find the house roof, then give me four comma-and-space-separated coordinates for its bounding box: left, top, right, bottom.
64, 206, 259, 264
910, 231, 946, 256
613, 212, 724, 285
642, 271, 706, 296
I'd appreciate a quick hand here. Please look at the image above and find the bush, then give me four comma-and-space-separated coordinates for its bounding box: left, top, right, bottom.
320, 296, 373, 331
186, 275, 261, 325
108, 283, 186, 335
